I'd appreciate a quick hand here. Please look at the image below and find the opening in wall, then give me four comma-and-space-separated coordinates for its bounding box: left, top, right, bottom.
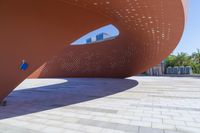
71, 24, 119, 45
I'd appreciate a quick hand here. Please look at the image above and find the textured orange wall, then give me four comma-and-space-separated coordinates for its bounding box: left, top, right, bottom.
30, 0, 186, 78
0, 0, 186, 101
0, 0, 110, 101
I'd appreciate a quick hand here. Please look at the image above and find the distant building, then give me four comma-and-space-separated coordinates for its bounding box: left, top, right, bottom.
86, 37, 96, 44
146, 61, 165, 76
145, 60, 193, 76
96, 33, 110, 41
166, 66, 193, 75
86, 38, 92, 43
86, 33, 116, 44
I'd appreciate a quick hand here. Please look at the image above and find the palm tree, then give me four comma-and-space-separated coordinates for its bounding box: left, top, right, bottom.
191, 49, 200, 74
165, 50, 200, 74
174, 52, 191, 66
192, 49, 200, 64
165, 55, 176, 67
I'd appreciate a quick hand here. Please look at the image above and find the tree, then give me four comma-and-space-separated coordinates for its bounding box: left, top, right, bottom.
173, 52, 191, 66
165, 50, 200, 74
165, 55, 176, 67
192, 49, 200, 64
165, 52, 191, 67
191, 49, 200, 74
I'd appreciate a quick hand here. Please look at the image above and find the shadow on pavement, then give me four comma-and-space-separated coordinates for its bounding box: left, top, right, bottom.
0, 78, 138, 120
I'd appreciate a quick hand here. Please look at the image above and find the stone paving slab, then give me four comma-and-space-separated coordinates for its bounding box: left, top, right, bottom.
0, 77, 200, 133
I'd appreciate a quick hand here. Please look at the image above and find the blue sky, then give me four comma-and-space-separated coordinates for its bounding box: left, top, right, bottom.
173, 0, 200, 55
74, 1, 200, 55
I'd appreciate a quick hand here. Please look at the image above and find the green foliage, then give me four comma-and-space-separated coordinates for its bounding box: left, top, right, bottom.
192, 49, 200, 64
165, 49, 200, 74
165, 55, 176, 67
191, 63, 200, 74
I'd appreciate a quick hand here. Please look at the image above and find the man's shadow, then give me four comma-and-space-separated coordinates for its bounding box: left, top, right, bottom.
0, 78, 138, 120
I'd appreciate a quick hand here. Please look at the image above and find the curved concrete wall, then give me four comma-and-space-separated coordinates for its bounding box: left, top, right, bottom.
0, 0, 186, 101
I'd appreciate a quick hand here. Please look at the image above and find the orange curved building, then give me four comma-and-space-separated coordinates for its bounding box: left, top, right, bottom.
0, 0, 187, 101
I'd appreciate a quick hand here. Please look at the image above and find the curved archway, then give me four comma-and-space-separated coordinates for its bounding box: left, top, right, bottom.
0, 0, 187, 101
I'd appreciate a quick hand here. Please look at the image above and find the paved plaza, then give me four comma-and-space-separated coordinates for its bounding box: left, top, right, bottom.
0, 76, 200, 133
